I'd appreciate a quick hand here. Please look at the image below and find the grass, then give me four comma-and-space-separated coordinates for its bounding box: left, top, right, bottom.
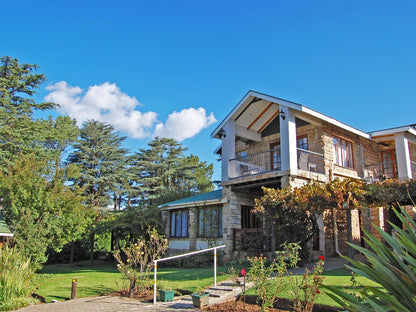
245, 268, 383, 307
35, 260, 234, 302
35, 261, 383, 307
35, 261, 121, 302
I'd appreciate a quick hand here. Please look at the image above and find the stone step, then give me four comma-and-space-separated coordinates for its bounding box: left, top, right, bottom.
208, 287, 233, 292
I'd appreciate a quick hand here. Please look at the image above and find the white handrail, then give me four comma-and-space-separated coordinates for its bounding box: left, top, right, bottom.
153, 245, 226, 305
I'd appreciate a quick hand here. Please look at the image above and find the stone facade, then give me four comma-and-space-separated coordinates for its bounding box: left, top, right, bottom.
161, 91, 416, 263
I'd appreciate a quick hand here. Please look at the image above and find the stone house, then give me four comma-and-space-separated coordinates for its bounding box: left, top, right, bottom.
160, 90, 416, 261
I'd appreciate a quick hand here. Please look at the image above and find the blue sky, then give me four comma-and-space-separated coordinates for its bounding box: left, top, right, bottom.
1, 1, 415, 182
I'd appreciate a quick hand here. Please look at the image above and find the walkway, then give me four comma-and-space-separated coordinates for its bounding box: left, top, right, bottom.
15, 278, 252, 312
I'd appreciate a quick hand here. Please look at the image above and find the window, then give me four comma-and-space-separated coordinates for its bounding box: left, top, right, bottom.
170, 210, 188, 237
297, 136, 308, 150
270, 142, 281, 171
241, 206, 261, 229
198, 206, 223, 237
333, 137, 354, 168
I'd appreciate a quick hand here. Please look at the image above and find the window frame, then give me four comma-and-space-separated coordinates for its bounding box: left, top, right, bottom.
333, 136, 354, 169
170, 209, 189, 238
297, 135, 308, 150
197, 205, 223, 238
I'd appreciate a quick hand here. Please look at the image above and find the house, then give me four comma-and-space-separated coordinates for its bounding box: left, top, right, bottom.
0, 210, 13, 247
160, 90, 416, 261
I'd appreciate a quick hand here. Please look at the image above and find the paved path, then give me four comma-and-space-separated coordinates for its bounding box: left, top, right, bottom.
16, 296, 199, 312
14, 257, 350, 312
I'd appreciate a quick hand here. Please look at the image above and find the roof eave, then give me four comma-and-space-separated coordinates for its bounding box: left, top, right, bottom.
370, 126, 416, 138
211, 90, 370, 140
159, 198, 227, 210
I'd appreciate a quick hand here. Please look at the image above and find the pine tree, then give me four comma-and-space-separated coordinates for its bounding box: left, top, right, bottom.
0, 56, 56, 172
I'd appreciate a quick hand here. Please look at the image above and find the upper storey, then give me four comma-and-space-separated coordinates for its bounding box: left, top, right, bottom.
211, 91, 416, 188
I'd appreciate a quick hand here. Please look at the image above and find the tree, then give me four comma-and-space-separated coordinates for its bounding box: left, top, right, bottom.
254, 186, 292, 255
67, 120, 129, 262
131, 137, 214, 207
0, 155, 90, 264
68, 120, 129, 208
0, 56, 56, 172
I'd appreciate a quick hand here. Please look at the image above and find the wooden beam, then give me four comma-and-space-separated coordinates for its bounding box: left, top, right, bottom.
247, 102, 273, 130
258, 110, 280, 133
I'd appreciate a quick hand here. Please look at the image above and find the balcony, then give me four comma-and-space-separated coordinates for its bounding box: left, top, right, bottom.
229, 148, 325, 179
363, 161, 398, 183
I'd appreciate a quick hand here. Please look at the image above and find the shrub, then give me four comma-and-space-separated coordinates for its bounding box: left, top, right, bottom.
277, 242, 325, 312
0, 246, 36, 310
248, 255, 285, 312
324, 206, 416, 311
114, 227, 168, 293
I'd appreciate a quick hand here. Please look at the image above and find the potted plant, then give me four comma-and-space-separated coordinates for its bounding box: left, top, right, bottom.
158, 282, 175, 302
190, 288, 210, 308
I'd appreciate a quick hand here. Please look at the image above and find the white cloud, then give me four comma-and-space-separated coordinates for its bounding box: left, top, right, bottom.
154, 107, 217, 141
45, 81, 216, 141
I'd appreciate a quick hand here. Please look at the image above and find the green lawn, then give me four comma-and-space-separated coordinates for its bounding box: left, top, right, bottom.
245, 268, 382, 307
35, 260, 233, 302
35, 261, 382, 307
34, 261, 121, 302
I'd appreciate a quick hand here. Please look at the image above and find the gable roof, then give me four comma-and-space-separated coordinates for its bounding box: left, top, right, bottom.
211, 90, 370, 139
0, 211, 13, 237
159, 189, 225, 209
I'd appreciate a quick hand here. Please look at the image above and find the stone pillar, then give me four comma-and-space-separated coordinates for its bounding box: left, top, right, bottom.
189, 207, 197, 250
317, 214, 325, 255
279, 105, 297, 172
394, 133, 412, 180
161, 210, 170, 238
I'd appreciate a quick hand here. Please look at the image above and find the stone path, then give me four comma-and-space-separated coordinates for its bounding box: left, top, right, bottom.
15, 295, 198, 312
14, 279, 252, 312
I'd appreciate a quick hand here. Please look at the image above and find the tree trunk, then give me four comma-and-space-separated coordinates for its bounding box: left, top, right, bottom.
346, 208, 354, 259
271, 218, 276, 256
89, 232, 95, 266
70, 241, 75, 264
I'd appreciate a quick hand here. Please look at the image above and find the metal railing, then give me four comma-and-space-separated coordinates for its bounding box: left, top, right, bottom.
363, 161, 397, 183
229, 150, 272, 178
229, 148, 324, 178
297, 148, 325, 174
153, 245, 226, 305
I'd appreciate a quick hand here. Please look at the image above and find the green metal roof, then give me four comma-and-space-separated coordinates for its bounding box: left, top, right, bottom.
0, 211, 12, 236
159, 189, 223, 208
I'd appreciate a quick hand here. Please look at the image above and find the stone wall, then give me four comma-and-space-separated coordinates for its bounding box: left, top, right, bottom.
222, 186, 257, 261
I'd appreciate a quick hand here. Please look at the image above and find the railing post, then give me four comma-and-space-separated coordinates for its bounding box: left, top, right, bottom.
214, 248, 217, 287
153, 260, 157, 305
71, 279, 77, 299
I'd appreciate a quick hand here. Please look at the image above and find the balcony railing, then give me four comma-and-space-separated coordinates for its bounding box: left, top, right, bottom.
233, 228, 270, 252
363, 161, 397, 183
297, 148, 325, 174
229, 148, 324, 178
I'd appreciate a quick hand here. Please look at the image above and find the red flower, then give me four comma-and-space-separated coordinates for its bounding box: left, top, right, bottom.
318, 256, 325, 261
316, 290, 321, 294
241, 268, 246, 277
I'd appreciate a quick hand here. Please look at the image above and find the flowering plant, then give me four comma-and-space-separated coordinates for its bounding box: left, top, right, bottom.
277, 243, 325, 312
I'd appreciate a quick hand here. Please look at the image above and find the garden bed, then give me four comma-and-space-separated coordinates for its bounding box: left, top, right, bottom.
203, 295, 341, 312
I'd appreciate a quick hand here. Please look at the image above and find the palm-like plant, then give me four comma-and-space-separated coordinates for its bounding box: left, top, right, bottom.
324, 206, 416, 312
